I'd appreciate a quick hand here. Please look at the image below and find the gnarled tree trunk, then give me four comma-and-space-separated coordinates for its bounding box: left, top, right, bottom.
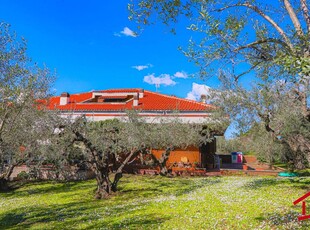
154, 147, 172, 176
74, 130, 113, 199
0, 164, 15, 191
94, 165, 111, 199
286, 135, 310, 169
111, 149, 139, 192
262, 113, 310, 170
148, 147, 172, 176
0, 178, 9, 191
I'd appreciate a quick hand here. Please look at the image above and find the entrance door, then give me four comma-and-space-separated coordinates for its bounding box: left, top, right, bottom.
237, 154, 242, 163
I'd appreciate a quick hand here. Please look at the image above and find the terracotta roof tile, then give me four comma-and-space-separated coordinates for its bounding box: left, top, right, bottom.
47, 89, 214, 112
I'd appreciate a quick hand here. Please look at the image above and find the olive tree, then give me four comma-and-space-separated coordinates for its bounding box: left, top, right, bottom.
55, 111, 215, 199
0, 22, 55, 190
129, 0, 310, 168
142, 117, 217, 175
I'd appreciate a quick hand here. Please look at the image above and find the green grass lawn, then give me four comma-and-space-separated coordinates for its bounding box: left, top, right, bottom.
1, 175, 310, 230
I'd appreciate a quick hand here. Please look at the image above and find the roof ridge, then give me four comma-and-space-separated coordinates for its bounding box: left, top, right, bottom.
95, 88, 141, 92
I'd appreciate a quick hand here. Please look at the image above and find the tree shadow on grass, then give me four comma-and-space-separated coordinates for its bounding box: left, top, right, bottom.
0, 201, 90, 229
0, 199, 169, 230
242, 177, 310, 191
0, 175, 222, 229
117, 176, 222, 200
2, 179, 95, 198
1, 176, 173, 229
0, 212, 27, 229
242, 178, 280, 189
289, 177, 310, 190
4, 175, 222, 201
84, 214, 169, 230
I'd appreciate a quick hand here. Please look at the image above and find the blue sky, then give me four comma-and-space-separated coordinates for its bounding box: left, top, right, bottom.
0, 0, 219, 100
0, 0, 236, 137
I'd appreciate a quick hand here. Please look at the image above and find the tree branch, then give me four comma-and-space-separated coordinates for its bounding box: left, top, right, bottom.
111, 148, 143, 192
283, 0, 304, 37
0, 107, 9, 134
73, 130, 105, 166
292, 88, 310, 119
215, 3, 294, 51
233, 62, 262, 81
116, 149, 140, 174
0, 163, 16, 180
300, 0, 310, 33
258, 112, 275, 134
234, 38, 292, 52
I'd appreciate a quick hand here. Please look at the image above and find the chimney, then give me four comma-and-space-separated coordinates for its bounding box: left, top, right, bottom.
133, 94, 138, 106
139, 89, 144, 98
200, 94, 207, 103
60, 92, 70, 105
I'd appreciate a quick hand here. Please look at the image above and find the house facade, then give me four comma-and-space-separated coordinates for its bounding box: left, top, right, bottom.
48, 88, 222, 169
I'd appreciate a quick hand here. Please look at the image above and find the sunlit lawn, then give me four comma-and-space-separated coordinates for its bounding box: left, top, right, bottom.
1, 175, 310, 229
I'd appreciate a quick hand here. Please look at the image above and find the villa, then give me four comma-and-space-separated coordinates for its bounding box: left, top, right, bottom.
47, 88, 224, 169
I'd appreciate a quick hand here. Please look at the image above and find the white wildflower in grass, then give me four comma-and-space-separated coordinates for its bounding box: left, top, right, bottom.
2, 175, 310, 229
153, 195, 177, 203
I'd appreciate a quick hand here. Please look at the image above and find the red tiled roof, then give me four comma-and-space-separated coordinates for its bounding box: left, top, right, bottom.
47, 89, 214, 112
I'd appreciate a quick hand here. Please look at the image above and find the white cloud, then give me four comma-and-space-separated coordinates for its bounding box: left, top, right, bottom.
142, 70, 189, 88
115, 27, 137, 37
186, 92, 196, 100
143, 73, 176, 87
186, 83, 212, 101
174, 71, 188, 79
132, 64, 153, 71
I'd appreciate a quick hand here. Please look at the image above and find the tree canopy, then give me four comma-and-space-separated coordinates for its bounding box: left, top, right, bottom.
129, 0, 310, 168
0, 22, 56, 190
54, 112, 214, 199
